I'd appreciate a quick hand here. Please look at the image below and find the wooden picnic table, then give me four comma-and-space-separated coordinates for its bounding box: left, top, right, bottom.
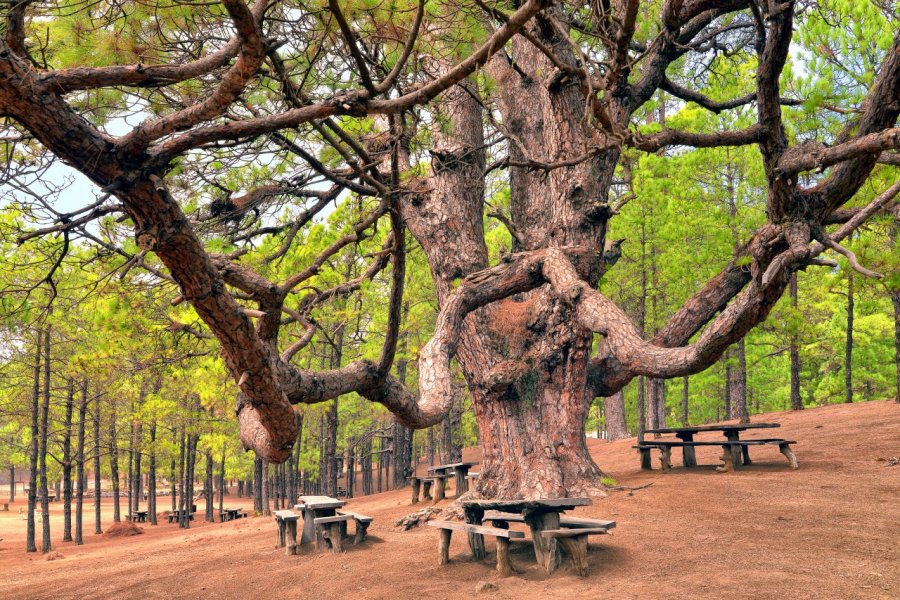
295, 495, 346, 548
461, 498, 591, 573
220, 507, 243, 522
643, 422, 781, 468
428, 461, 479, 497
128, 510, 148, 523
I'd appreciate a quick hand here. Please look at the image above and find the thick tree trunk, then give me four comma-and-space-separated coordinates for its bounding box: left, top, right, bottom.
62, 378, 75, 542
26, 329, 41, 553
729, 340, 749, 422
789, 273, 803, 410
603, 391, 628, 441
845, 271, 854, 403
75, 380, 87, 544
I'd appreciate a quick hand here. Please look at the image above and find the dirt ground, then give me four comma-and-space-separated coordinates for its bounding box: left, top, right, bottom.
1, 400, 897, 599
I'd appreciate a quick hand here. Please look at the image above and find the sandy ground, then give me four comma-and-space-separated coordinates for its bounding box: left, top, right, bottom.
1, 400, 897, 600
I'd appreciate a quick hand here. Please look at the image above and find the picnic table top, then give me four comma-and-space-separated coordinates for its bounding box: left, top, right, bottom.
645, 422, 780, 434
462, 497, 591, 513
222, 507, 242, 512
297, 495, 345, 510
429, 461, 479, 471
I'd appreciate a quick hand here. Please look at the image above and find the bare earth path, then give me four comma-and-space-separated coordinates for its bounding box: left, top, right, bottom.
1, 401, 897, 599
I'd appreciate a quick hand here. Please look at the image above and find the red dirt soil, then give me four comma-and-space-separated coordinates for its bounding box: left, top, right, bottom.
1, 400, 897, 599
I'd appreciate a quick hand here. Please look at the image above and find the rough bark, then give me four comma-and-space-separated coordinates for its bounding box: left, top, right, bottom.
148, 421, 157, 525
75, 380, 87, 544
93, 393, 102, 535
109, 399, 120, 523
39, 325, 51, 552
789, 273, 803, 410
62, 378, 75, 542
26, 329, 41, 553
603, 391, 628, 441
845, 271, 854, 403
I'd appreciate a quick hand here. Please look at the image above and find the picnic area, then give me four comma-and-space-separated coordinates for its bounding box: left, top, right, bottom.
1, 401, 897, 599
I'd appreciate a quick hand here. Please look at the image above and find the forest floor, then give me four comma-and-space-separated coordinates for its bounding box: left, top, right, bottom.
1, 400, 898, 599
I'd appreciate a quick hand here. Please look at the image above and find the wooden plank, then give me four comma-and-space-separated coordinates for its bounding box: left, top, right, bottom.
426, 520, 525, 539
484, 511, 525, 523
274, 510, 299, 520
560, 517, 616, 530
462, 498, 591, 512
298, 495, 346, 509
645, 422, 780, 434
540, 527, 610, 538
337, 511, 373, 523
314, 514, 352, 525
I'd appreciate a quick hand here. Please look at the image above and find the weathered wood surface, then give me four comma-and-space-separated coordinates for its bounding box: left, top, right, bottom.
298, 495, 345, 509
429, 520, 523, 578
274, 509, 299, 520
426, 520, 526, 538
313, 514, 352, 525
540, 527, 611, 537
462, 498, 591, 512
484, 511, 615, 530
645, 422, 780, 434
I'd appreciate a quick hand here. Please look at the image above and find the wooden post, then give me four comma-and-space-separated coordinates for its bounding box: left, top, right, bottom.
678, 433, 698, 467
464, 507, 486, 560
779, 443, 799, 469
639, 447, 652, 470
438, 528, 451, 565
328, 522, 343, 553
558, 536, 589, 577
285, 519, 298, 555
716, 446, 734, 473
495, 537, 513, 577
526, 511, 561, 574
433, 476, 445, 503
422, 480, 433, 501
724, 432, 743, 467
659, 446, 672, 470
454, 469, 467, 497
275, 518, 285, 548
410, 477, 420, 504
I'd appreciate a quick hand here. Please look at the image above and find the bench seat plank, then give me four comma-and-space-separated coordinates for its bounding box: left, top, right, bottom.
540, 527, 610, 538
427, 520, 525, 538
313, 514, 352, 525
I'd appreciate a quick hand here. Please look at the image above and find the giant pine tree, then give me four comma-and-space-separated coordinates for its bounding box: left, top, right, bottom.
2, 0, 897, 497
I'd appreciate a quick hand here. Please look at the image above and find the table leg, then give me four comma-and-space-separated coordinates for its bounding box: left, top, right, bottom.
285, 519, 298, 555
525, 510, 561, 574
677, 433, 697, 467
314, 508, 336, 551
463, 507, 486, 561
455, 467, 468, 496
725, 431, 742, 467
301, 507, 315, 544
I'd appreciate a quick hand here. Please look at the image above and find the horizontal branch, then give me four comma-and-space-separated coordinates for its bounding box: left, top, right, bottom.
776, 127, 900, 176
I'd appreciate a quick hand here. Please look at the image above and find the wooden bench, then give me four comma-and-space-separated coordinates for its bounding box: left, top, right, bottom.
484, 511, 616, 531
337, 511, 374, 544
274, 510, 300, 555
635, 439, 798, 471
167, 512, 195, 523
540, 528, 611, 576
313, 514, 353, 553
427, 520, 525, 577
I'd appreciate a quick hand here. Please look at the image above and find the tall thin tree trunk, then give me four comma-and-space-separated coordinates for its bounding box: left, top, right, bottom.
93, 391, 102, 534
26, 329, 41, 553
205, 450, 214, 521
148, 421, 157, 525
177, 427, 186, 522
733, 340, 749, 422
39, 325, 52, 552
261, 460, 270, 516
789, 272, 803, 410
62, 377, 75, 542
893, 290, 900, 403
253, 455, 262, 513
682, 377, 689, 425
603, 391, 628, 441
109, 399, 120, 523
846, 270, 854, 403
75, 380, 87, 544
218, 450, 225, 517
